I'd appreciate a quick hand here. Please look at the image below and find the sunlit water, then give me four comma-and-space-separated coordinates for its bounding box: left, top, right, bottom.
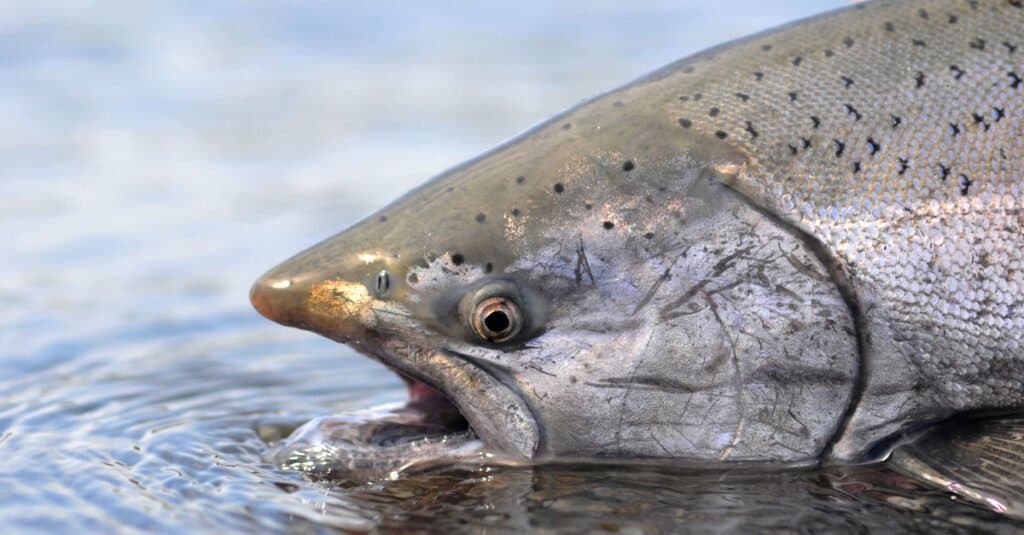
2, 1, 1022, 532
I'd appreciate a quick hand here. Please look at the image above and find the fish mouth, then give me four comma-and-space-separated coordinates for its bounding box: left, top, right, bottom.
359, 337, 540, 461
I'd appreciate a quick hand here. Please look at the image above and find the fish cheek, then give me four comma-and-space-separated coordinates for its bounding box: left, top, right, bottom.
499, 180, 860, 462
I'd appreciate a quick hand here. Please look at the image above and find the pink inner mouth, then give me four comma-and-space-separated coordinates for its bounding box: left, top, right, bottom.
400, 376, 471, 432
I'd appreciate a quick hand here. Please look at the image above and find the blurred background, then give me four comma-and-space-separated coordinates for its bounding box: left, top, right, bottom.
1, 1, 845, 376
0, 2, 876, 532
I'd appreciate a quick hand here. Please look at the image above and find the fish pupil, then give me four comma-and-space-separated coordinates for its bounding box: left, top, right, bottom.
484, 310, 511, 333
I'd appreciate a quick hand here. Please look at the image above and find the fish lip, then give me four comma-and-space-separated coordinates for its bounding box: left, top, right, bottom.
353, 335, 539, 461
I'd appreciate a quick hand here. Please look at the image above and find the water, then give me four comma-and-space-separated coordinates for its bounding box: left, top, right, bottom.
2, 1, 1022, 532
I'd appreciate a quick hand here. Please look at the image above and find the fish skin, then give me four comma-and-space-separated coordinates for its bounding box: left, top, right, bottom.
252, 0, 1024, 464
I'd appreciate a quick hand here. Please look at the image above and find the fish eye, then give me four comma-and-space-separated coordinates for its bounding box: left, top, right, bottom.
471, 296, 522, 343
375, 269, 391, 297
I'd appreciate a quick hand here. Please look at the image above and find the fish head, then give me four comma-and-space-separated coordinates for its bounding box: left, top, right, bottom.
251, 87, 859, 463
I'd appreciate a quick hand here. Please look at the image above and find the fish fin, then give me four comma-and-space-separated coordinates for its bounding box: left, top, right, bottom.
888, 413, 1024, 519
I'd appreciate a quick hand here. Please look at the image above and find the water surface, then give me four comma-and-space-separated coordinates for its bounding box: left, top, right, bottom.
2, 1, 1021, 532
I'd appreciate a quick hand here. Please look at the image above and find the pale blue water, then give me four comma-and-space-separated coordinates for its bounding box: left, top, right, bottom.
1, 1, 1020, 532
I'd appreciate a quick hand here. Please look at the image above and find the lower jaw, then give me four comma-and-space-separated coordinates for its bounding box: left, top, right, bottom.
267, 364, 532, 482
266, 383, 487, 482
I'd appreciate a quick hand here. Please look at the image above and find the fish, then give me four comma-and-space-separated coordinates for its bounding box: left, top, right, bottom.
251, 0, 1024, 514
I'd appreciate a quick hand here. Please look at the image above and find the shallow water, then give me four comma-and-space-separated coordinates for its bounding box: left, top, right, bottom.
3, 1, 1023, 532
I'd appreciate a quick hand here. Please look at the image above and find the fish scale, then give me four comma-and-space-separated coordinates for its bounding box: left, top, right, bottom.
652, 0, 1024, 458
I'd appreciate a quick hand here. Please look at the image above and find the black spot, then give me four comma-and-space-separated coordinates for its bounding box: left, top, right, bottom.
915, 71, 926, 88
1011, 0, 1023, 8
678, 118, 692, 128
445, 186, 455, 193
884, 21, 895, 32
841, 76, 854, 88
451, 253, 465, 266
788, 91, 798, 102
788, 144, 798, 156
912, 38, 927, 47
511, 208, 521, 216
970, 38, 986, 50
918, 8, 929, 19
603, 221, 615, 230
562, 123, 572, 130
950, 65, 965, 80
485, 262, 493, 274
693, 93, 703, 101
584, 203, 593, 210
553, 183, 565, 193
950, 123, 961, 137
968, 0, 979, 9
613, 100, 625, 107
1005, 42, 1018, 54
792, 56, 803, 66
735, 92, 750, 101
516, 175, 525, 184
833, 139, 846, 157
753, 71, 764, 81
682, 66, 695, 74
475, 212, 486, 223
959, 174, 973, 196
709, 107, 720, 117
408, 273, 419, 284
939, 164, 951, 180
761, 44, 772, 51
948, 14, 958, 24
1010, 71, 1022, 89
852, 161, 861, 174
891, 114, 902, 128
622, 160, 635, 172
867, 137, 880, 155
715, 131, 728, 139
898, 157, 909, 175
844, 104, 862, 121
379, 215, 388, 222
972, 111, 988, 128
824, 49, 835, 58
644, 232, 655, 240
745, 121, 759, 139
679, 96, 689, 102
843, 36, 855, 48
801, 137, 812, 150
811, 116, 821, 129
994, 107, 1006, 122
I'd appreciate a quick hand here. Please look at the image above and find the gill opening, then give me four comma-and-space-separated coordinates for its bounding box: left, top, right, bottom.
715, 180, 868, 463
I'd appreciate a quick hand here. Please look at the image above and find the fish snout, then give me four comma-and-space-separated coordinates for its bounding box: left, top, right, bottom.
250, 274, 310, 328
250, 267, 379, 344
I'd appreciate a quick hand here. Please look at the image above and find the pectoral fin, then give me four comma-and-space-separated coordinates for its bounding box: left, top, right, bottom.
889, 414, 1024, 519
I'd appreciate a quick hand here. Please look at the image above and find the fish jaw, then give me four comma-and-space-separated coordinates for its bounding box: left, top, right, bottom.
250, 261, 540, 460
